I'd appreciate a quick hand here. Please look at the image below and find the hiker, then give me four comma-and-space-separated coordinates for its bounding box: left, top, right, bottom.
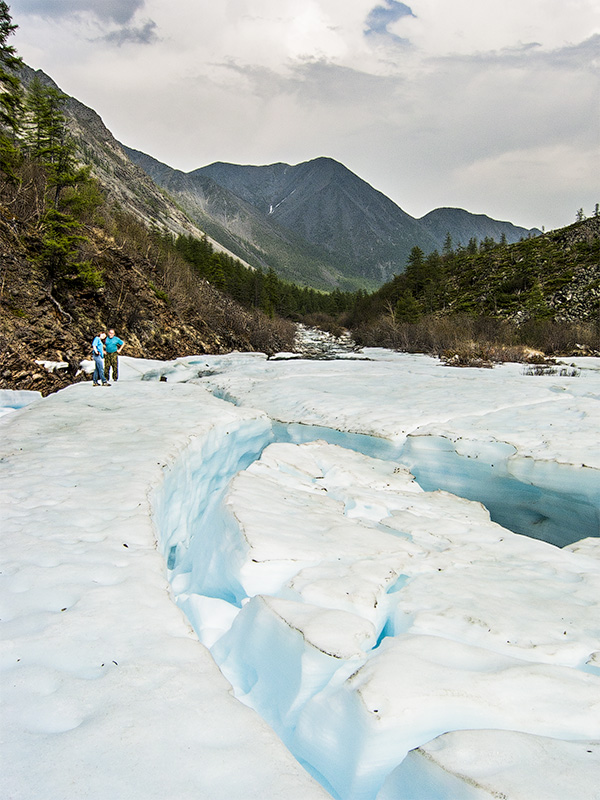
104, 328, 125, 382
91, 331, 109, 386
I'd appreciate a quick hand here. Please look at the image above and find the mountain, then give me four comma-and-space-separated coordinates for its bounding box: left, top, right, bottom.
0, 67, 296, 396
196, 161, 543, 258
195, 158, 439, 285
122, 148, 355, 290
419, 207, 540, 248
129, 152, 541, 288
198, 159, 542, 259
19, 66, 541, 291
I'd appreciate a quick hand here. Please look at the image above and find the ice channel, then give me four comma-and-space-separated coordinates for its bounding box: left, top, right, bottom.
274, 420, 599, 546
152, 413, 599, 800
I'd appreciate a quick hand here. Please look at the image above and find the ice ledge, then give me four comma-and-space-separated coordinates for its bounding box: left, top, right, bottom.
197, 439, 600, 800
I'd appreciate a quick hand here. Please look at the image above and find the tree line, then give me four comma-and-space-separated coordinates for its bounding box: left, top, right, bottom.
172, 233, 363, 319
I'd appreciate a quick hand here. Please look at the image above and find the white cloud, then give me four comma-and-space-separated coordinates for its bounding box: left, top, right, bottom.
454, 144, 600, 228
391, 0, 600, 56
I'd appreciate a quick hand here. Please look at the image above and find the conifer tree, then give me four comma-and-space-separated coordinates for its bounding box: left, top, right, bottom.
405, 245, 425, 293
24, 77, 90, 207
21, 77, 101, 288
394, 291, 422, 323
0, 2, 23, 180
442, 232, 454, 258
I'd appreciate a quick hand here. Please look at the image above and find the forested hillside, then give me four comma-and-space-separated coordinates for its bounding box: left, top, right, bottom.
348, 217, 600, 360
361, 218, 600, 321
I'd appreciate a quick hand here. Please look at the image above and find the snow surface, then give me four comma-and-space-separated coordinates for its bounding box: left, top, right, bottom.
133, 350, 600, 546
379, 730, 600, 799
1, 382, 330, 800
2, 350, 599, 799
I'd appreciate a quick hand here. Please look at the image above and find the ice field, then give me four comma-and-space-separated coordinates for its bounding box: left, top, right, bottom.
1, 349, 599, 799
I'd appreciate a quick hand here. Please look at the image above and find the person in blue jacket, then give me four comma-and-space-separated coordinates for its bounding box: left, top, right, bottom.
104, 328, 125, 382
91, 331, 109, 386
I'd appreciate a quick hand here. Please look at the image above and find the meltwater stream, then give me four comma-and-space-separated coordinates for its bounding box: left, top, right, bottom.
153, 408, 599, 800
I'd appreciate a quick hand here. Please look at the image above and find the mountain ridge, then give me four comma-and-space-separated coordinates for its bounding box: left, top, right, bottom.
133, 151, 541, 287
123, 147, 364, 290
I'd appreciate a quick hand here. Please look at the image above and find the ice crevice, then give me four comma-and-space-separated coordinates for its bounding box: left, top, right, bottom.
235, 416, 599, 547
131, 352, 600, 547
153, 421, 600, 800
1, 382, 336, 800
122, 353, 600, 799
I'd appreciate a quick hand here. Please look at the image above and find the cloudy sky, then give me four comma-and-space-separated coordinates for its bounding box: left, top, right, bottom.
9, 0, 600, 230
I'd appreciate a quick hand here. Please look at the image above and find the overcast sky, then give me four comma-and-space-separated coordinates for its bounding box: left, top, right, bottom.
9, 0, 600, 230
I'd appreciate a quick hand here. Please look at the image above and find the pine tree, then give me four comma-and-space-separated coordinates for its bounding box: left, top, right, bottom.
442, 232, 454, 259
466, 237, 478, 255
21, 77, 101, 287
404, 245, 425, 294
0, 2, 23, 180
24, 77, 90, 207
394, 291, 422, 322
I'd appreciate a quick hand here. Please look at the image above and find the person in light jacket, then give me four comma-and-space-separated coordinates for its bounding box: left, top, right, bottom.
91, 331, 109, 386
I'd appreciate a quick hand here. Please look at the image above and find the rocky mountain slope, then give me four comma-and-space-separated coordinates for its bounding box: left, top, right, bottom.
0, 214, 294, 395
19, 67, 244, 264
418, 207, 540, 248
0, 66, 296, 396
124, 147, 542, 290
441, 216, 600, 323
354, 215, 600, 355
123, 147, 348, 290
194, 157, 438, 286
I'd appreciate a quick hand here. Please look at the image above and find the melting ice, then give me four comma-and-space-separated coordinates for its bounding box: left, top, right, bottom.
2, 350, 599, 800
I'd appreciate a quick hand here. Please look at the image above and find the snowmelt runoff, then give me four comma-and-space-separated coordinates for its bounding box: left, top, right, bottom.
1, 349, 599, 800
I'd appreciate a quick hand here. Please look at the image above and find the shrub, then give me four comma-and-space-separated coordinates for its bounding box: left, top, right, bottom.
149, 281, 169, 303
